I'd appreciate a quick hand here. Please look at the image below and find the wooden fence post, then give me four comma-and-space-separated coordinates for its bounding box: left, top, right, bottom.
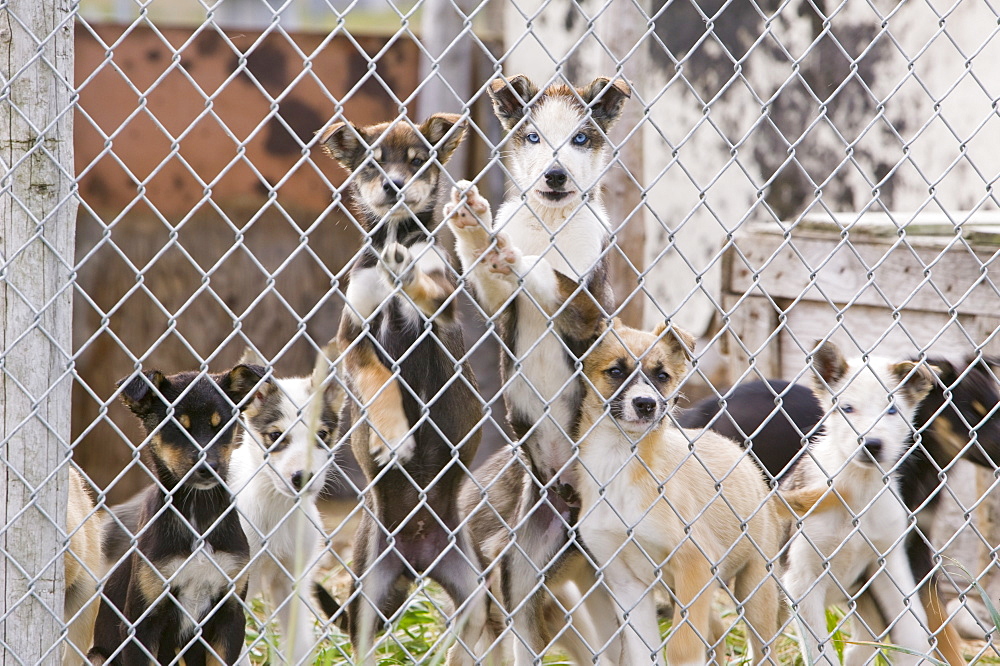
0, 0, 78, 662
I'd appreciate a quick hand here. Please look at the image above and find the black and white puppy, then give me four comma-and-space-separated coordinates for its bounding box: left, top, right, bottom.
90, 365, 263, 665
228, 347, 346, 663
680, 354, 1000, 664
447, 74, 631, 664
319, 115, 487, 663
778, 342, 936, 666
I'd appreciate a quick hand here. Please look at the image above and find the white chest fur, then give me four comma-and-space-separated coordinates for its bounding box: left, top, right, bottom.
158, 547, 245, 635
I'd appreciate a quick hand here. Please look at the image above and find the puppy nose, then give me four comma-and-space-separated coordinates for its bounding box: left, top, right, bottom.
291, 471, 312, 491
382, 178, 404, 195
544, 168, 567, 189
633, 396, 657, 417
194, 463, 218, 481
862, 438, 883, 460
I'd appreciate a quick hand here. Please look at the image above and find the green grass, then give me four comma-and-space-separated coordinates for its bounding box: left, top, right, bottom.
243, 588, 996, 664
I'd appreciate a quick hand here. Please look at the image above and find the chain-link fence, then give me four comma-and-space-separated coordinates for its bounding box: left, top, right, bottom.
3, 0, 1000, 663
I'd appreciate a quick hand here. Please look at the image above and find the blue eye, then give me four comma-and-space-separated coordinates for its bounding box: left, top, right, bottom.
887, 405, 898, 415
842, 404, 854, 414
607, 367, 624, 379
526, 132, 540, 144
572, 132, 588, 145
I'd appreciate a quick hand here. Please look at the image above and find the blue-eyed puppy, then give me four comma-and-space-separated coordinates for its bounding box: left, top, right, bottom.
781, 341, 936, 666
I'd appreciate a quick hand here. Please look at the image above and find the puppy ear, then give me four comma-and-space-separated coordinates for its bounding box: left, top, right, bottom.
811, 340, 848, 389
553, 272, 606, 340
420, 113, 467, 165
220, 364, 268, 411
117, 371, 167, 415
239, 346, 267, 367
318, 121, 368, 171
578, 77, 631, 131
313, 340, 347, 414
931, 358, 958, 386
890, 361, 937, 406
653, 322, 695, 361
488, 75, 539, 131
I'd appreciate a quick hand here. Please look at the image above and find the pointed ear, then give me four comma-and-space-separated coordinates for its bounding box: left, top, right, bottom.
552, 272, 606, 340
890, 361, 937, 406
239, 346, 267, 367
117, 371, 167, 414
488, 75, 539, 131
812, 340, 848, 389
220, 364, 268, 410
654, 322, 695, 361
318, 121, 368, 171
930, 358, 957, 386
420, 113, 467, 165
578, 77, 631, 131
312, 340, 347, 413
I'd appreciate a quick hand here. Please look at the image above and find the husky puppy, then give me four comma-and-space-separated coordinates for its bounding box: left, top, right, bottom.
319, 115, 487, 663
781, 342, 936, 666
680, 356, 1000, 664
446, 74, 630, 663
574, 321, 782, 665
64, 467, 103, 665
228, 347, 346, 664
89, 365, 263, 665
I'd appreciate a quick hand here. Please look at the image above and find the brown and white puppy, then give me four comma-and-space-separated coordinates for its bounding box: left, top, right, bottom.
89, 366, 262, 665
447, 74, 630, 664
780, 342, 937, 666
575, 322, 782, 665
64, 467, 103, 665
319, 116, 487, 663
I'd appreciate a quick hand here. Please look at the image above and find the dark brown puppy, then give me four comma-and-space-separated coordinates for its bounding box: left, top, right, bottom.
319, 115, 486, 662
89, 365, 263, 665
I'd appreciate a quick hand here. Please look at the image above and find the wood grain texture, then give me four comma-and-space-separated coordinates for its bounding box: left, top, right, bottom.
1, 0, 77, 661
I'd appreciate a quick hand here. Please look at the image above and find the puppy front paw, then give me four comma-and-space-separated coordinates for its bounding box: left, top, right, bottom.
380, 242, 413, 285
445, 180, 492, 236
371, 432, 417, 467
483, 232, 521, 277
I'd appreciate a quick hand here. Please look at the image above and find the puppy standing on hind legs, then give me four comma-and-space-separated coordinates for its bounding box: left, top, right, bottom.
319, 114, 488, 664
447, 74, 631, 664
781, 341, 937, 666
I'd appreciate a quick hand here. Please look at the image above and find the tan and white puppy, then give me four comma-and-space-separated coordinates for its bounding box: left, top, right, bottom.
447, 75, 630, 663
64, 467, 103, 665
229, 347, 345, 664
575, 321, 783, 666
781, 341, 936, 666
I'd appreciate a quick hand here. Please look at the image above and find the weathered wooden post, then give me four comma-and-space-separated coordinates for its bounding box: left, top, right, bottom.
0, 0, 78, 662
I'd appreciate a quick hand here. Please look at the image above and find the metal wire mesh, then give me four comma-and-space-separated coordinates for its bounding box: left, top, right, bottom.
3, 0, 1000, 663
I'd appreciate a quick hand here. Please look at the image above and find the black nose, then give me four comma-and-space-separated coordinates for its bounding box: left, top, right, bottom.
194, 462, 219, 481
382, 178, 404, 195
633, 396, 657, 417
544, 168, 567, 189
291, 471, 312, 491
862, 438, 883, 461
